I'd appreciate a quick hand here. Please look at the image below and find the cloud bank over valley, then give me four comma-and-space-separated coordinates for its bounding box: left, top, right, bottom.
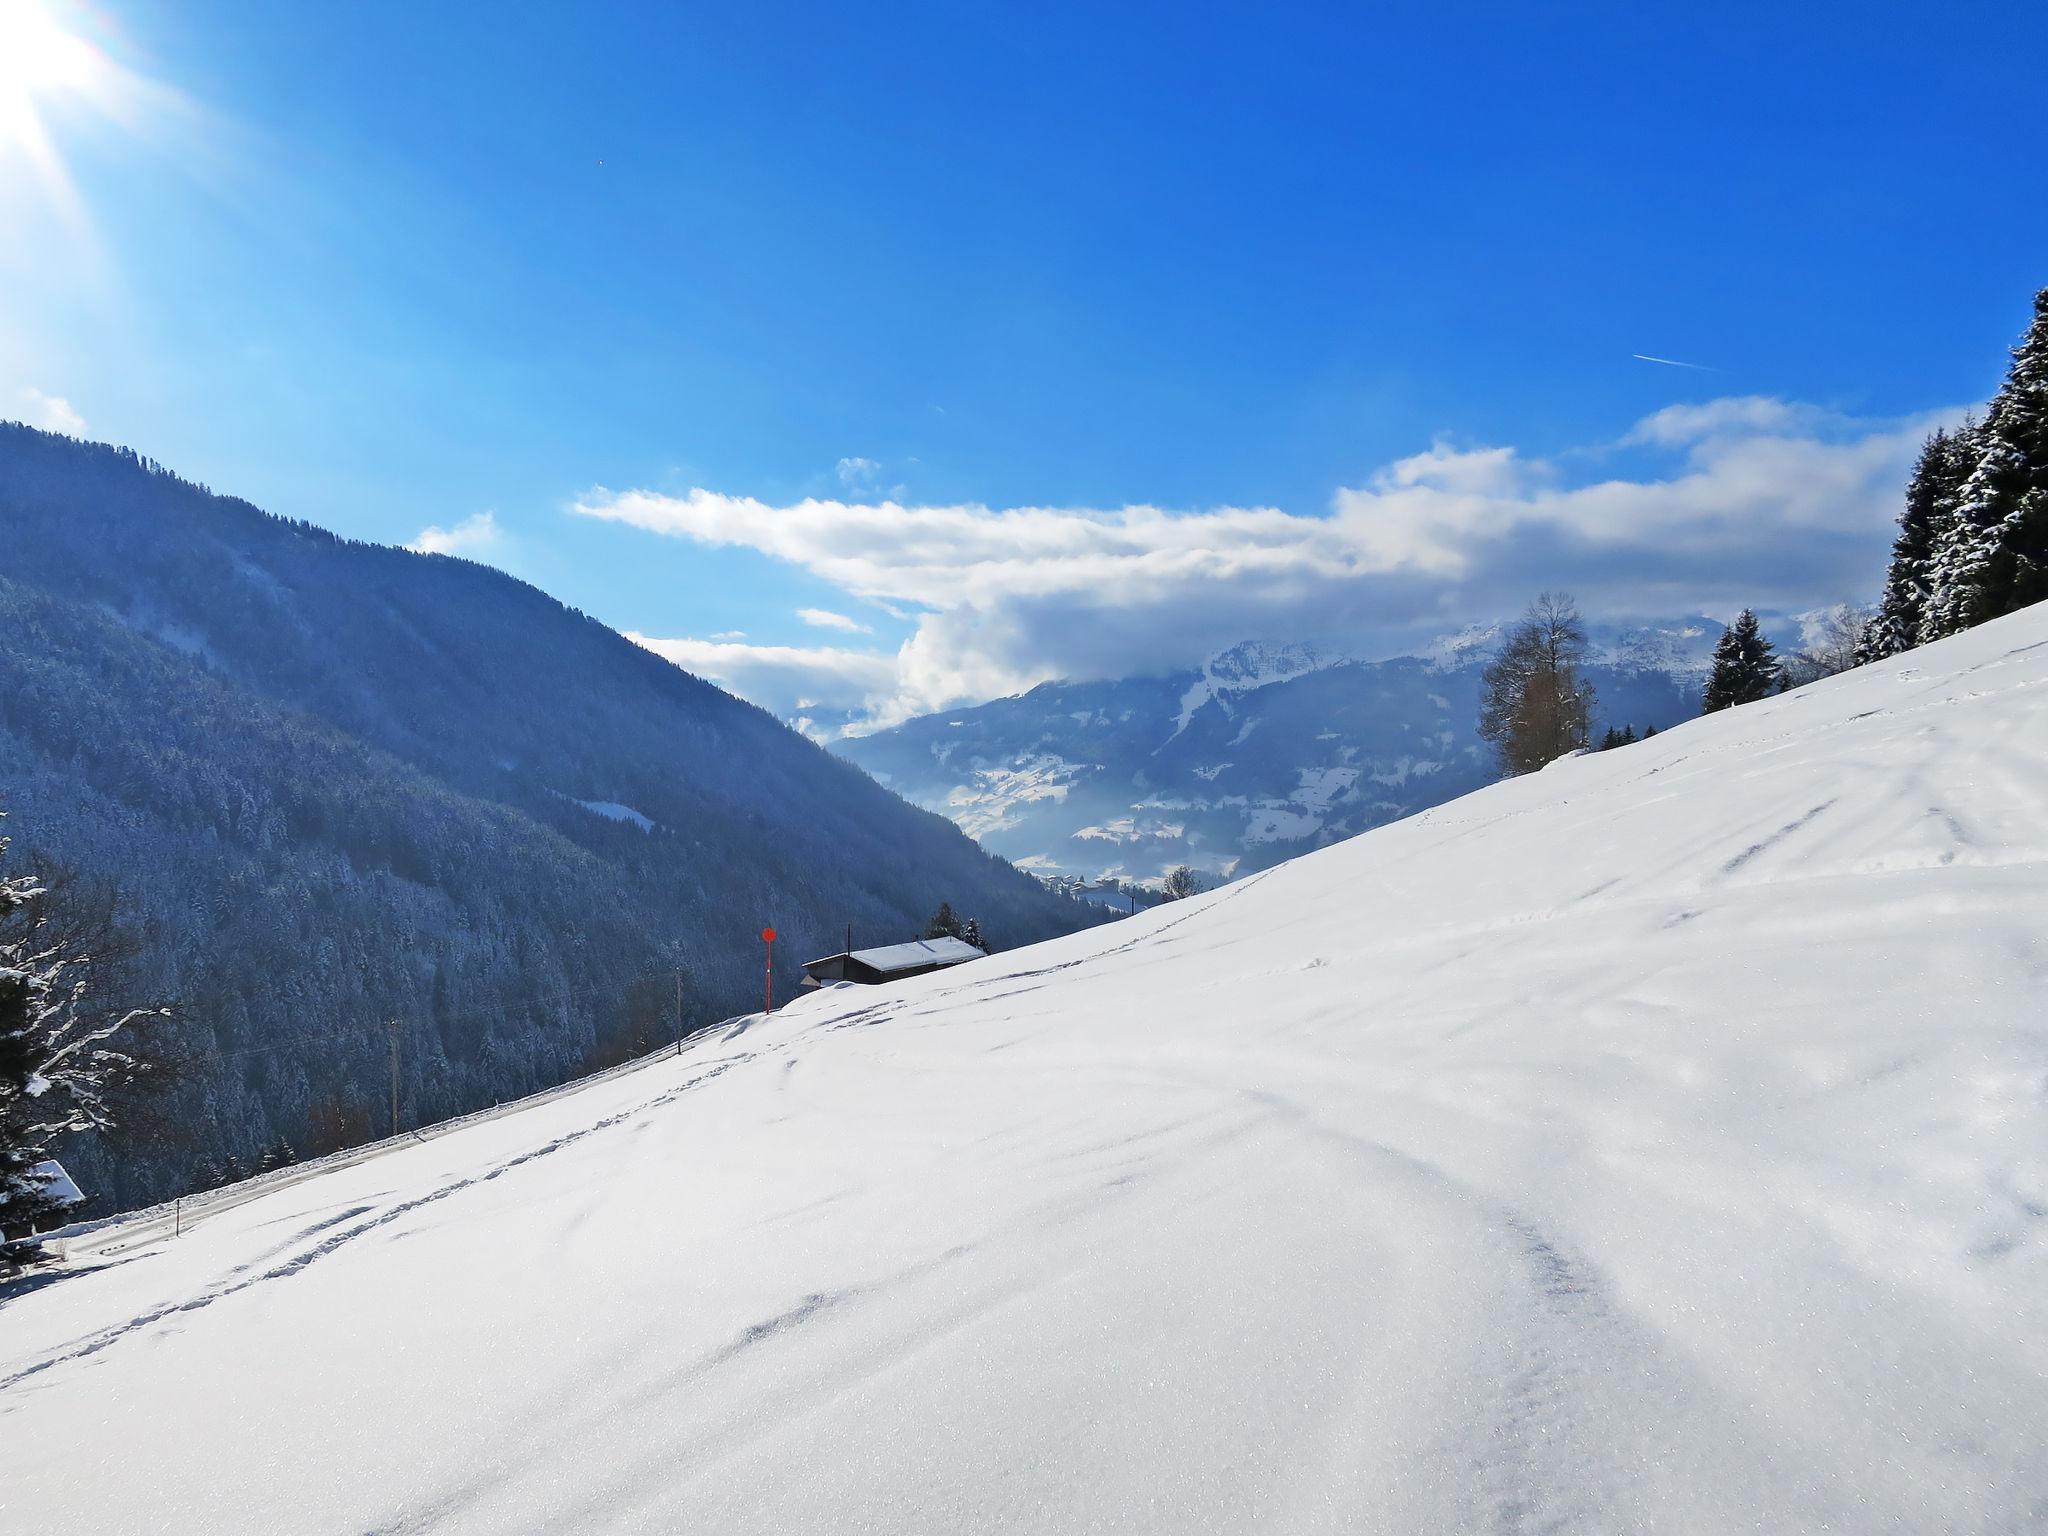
578, 396, 1949, 734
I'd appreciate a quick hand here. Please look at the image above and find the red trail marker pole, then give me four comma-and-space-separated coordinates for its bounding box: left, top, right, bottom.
760, 926, 777, 1014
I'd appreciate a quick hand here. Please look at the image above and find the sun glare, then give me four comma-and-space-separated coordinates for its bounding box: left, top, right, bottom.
0, 0, 122, 171
0, 0, 107, 108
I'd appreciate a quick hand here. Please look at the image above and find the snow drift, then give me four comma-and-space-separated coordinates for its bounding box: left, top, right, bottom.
5, 606, 2048, 1533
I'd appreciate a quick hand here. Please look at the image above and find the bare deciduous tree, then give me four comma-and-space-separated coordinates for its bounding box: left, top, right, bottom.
1781, 604, 1869, 689
1477, 592, 1598, 775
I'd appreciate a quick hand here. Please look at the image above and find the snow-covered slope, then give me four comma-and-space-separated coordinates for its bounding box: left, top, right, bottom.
7, 606, 2048, 1533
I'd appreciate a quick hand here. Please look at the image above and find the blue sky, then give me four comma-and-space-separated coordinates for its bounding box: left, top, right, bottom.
5, 0, 2044, 730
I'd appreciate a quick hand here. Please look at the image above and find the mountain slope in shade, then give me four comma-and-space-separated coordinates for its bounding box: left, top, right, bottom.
7, 600, 2045, 1532
0, 424, 1102, 1205
839, 630, 1713, 883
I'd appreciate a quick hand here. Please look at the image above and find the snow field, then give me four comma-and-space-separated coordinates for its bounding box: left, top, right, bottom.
3, 607, 2047, 1532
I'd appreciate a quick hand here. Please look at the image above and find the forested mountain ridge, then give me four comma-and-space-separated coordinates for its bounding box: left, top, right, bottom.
0, 424, 1102, 1209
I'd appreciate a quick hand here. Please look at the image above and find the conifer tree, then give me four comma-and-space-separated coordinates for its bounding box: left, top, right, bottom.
1863, 429, 1968, 660
1922, 289, 2048, 639
0, 817, 167, 1231
0, 866, 64, 1231
1913, 419, 1985, 644
1702, 610, 1783, 712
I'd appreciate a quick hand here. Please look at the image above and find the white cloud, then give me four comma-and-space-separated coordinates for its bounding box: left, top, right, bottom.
797, 607, 872, 634
627, 633, 898, 726
1621, 396, 1844, 447
709, 629, 747, 641
407, 510, 501, 557
579, 396, 1950, 732
836, 456, 880, 488
17, 387, 86, 436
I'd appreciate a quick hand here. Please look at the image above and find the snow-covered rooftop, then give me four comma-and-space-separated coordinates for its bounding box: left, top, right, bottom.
27, 1159, 84, 1208
842, 935, 985, 973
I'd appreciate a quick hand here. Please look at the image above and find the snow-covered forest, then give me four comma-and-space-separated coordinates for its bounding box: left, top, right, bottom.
0, 427, 1105, 1211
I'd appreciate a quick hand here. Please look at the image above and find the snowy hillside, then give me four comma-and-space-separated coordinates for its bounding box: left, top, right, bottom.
839, 626, 1713, 883
6, 605, 2048, 1532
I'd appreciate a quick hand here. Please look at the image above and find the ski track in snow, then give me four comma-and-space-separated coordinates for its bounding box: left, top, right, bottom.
0, 1058, 751, 1395
6, 609, 2048, 1532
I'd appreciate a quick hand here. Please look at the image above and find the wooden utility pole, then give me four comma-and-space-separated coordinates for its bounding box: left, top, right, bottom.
386, 1018, 401, 1137
760, 927, 776, 1014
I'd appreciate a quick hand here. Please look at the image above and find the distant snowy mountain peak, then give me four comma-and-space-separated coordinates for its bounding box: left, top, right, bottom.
841, 615, 1709, 883
1204, 639, 1340, 688
1415, 617, 1720, 679
1171, 639, 1343, 738
1590, 620, 1721, 680
839, 607, 1859, 887
1418, 621, 1502, 672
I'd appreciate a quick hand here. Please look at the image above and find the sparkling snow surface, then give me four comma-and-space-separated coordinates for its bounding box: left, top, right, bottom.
6, 610, 2048, 1533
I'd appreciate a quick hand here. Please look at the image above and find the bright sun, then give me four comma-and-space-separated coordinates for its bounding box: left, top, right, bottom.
0, 0, 121, 163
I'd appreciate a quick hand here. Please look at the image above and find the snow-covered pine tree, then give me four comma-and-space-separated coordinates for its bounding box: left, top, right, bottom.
1863, 429, 1964, 660
0, 845, 64, 1232
0, 816, 168, 1231
1702, 610, 1783, 712
1921, 289, 2048, 640
961, 916, 983, 952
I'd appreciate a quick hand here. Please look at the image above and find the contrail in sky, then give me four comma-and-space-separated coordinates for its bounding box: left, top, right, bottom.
1632, 353, 1718, 371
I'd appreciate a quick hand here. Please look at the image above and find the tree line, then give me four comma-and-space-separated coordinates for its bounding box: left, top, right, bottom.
1860, 288, 2048, 660
1477, 285, 2047, 774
